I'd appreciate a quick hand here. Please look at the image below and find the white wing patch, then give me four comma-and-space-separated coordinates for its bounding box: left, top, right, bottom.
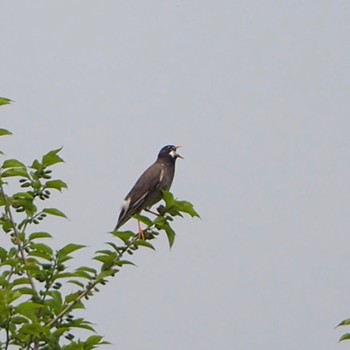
121, 197, 131, 211
159, 167, 164, 183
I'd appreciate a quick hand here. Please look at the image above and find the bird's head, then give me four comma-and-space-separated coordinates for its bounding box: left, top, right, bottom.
158, 145, 183, 161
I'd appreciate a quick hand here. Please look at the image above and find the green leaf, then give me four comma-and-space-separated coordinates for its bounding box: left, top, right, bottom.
29, 232, 52, 241
0, 128, 12, 137
64, 291, 84, 304
0, 289, 22, 304
337, 319, 350, 327
12, 277, 31, 286
29, 243, 53, 255
0, 258, 17, 268
67, 280, 85, 288
25, 260, 41, 271
18, 322, 48, 338
95, 249, 115, 255
11, 316, 29, 324
52, 326, 70, 338
70, 270, 94, 280
1, 167, 29, 178
164, 223, 176, 248
76, 266, 97, 275
94, 255, 115, 265
0, 97, 12, 106
45, 291, 63, 314
58, 243, 86, 257
15, 302, 42, 322
64, 317, 96, 332
13, 192, 34, 200
1, 159, 26, 169
55, 255, 73, 264
43, 207, 67, 218
12, 198, 37, 217
45, 179, 67, 191
162, 190, 175, 206
155, 217, 176, 248
28, 250, 53, 261
0, 214, 12, 231
101, 269, 119, 278
106, 242, 121, 252
30, 159, 41, 170
14, 287, 37, 296
114, 259, 135, 267
339, 333, 350, 342
71, 322, 96, 332
42, 148, 64, 167
175, 200, 200, 218
162, 191, 200, 218
134, 213, 153, 226
85, 335, 109, 346
0, 247, 7, 262
134, 240, 156, 251
111, 230, 134, 243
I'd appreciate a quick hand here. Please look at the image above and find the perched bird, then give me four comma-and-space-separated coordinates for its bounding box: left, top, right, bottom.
115, 145, 183, 232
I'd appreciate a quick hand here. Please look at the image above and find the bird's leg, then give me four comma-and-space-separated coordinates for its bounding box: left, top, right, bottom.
137, 220, 145, 240
144, 208, 159, 217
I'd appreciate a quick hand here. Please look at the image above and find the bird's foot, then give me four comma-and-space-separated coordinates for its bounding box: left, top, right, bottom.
137, 221, 145, 240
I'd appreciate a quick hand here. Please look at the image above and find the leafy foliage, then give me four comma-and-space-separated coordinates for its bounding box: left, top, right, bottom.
0, 101, 199, 349
337, 318, 350, 343
0, 97, 12, 106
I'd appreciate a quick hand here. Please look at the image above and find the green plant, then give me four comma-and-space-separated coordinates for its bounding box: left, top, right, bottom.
0, 98, 199, 349
337, 319, 350, 343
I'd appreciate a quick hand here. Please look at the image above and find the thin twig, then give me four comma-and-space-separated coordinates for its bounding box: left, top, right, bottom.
4, 318, 10, 350
46, 234, 139, 328
0, 181, 38, 296
46, 279, 98, 328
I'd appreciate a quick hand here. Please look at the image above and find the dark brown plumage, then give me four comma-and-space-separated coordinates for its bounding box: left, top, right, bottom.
115, 145, 182, 230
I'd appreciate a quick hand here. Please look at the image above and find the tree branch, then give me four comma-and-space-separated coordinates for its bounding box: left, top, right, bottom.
0, 181, 38, 296
46, 234, 139, 328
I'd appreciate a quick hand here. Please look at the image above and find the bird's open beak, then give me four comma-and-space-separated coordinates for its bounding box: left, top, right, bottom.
175, 145, 184, 159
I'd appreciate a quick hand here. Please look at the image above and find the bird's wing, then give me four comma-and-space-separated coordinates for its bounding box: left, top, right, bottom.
115, 162, 163, 229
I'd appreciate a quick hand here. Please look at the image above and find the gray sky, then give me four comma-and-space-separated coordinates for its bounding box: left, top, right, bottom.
1, 2, 350, 349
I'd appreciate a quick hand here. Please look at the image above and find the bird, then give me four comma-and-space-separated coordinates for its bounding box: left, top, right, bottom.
114, 145, 183, 233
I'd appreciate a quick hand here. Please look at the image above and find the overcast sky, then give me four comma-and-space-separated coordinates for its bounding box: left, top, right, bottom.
1, 2, 350, 349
